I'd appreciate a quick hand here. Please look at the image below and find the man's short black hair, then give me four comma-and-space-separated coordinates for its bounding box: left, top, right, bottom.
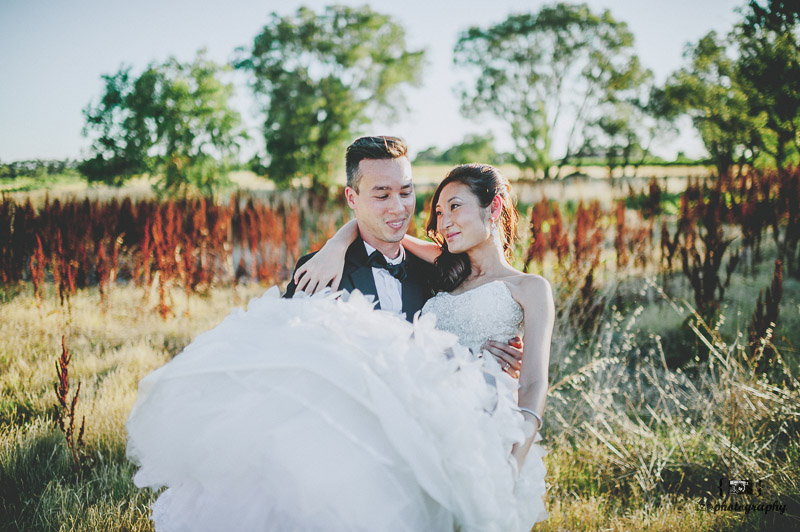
345, 136, 408, 192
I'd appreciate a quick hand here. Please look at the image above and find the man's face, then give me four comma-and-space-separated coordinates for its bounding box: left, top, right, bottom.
345, 157, 415, 252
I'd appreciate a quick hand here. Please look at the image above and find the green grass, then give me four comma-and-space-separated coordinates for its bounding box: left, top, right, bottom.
0, 172, 85, 193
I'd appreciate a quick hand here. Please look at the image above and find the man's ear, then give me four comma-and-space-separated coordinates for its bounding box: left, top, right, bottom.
344, 186, 358, 209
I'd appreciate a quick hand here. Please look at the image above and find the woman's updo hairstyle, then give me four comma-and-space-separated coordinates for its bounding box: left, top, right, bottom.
425, 163, 518, 292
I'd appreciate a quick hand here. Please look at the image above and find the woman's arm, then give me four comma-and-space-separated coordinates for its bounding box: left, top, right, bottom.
509, 275, 555, 470
293, 219, 358, 294
293, 221, 443, 294
401, 234, 441, 264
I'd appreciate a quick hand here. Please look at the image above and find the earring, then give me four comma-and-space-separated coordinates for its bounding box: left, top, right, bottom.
491, 218, 502, 247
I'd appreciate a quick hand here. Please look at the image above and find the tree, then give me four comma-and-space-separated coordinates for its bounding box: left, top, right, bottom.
236, 5, 424, 189
592, 107, 640, 177
81, 51, 244, 195
454, 2, 646, 178
736, 0, 800, 170
660, 32, 761, 176
414, 134, 506, 165
584, 66, 678, 177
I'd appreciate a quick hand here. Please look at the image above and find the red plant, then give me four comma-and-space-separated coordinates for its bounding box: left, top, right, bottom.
308, 215, 339, 253
549, 204, 569, 263
614, 200, 628, 270
630, 218, 653, 270
53, 336, 88, 472
29, 234, 46, 308
137, 218, 153, 287
678, 181, 738, 319
96, 239, 109, 307
110, 234, 122, 285
151, 206, 176, 319
284, 205, 301, 270
523, 198, 551, 271
644, 178, 662, 218
572, 200, 603, 274
1, 192, 347, 306
660, 221, 680, 272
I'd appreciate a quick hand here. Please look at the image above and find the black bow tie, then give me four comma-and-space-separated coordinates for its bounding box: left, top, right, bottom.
366, 250, 408, 282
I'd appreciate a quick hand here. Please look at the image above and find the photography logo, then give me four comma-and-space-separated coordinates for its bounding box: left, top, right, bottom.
696, 477, 787, 516
719, 478, 763, 497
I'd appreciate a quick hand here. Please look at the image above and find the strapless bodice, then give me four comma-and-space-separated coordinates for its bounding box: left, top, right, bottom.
421, 280, 524, 355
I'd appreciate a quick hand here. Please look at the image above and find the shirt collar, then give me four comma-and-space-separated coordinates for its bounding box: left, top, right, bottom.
363, 241, 405, 265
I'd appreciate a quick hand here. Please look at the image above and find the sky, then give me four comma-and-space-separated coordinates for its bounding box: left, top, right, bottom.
0, 0, 745, 162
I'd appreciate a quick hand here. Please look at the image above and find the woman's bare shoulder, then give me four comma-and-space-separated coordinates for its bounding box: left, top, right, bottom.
502, 272, 554, 308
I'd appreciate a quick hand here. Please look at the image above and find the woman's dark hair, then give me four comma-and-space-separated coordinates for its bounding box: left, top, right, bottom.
425, 163, 518, 292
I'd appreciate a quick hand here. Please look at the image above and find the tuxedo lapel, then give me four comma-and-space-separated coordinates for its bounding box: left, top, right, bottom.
401, 253, 434, 320
339, 237, 434, 320
340, 238, 381, 310
401, 276, 425, 320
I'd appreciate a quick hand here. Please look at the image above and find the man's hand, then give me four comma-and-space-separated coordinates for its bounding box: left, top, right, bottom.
481, 336, 523, 378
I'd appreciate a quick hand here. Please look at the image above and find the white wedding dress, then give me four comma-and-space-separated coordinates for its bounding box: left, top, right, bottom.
126, 281, 548, 532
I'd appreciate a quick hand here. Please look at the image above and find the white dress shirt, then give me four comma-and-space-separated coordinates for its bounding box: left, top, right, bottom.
363, 241, 404, 316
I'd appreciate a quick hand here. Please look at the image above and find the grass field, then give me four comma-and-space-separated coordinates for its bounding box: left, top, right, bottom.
1, 173, 798, 531
2, 270, 797, 530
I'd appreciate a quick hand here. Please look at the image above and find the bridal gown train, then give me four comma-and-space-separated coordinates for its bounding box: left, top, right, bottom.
126, 281, 549, 532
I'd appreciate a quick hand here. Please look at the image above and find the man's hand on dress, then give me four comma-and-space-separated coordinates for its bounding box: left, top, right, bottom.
481, 336, 523, 378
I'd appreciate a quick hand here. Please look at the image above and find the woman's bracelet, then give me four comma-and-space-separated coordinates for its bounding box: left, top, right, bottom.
519, 407, 543, 430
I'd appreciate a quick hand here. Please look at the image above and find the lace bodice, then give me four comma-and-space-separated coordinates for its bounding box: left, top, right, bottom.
421, 280, 524, 355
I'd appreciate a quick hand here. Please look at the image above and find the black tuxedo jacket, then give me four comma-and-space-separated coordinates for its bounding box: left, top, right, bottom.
283, 237, 435, 322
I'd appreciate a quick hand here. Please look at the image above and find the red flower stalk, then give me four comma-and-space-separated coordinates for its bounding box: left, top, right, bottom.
96, 240, 109, 307
660, 221, 680, 272
53, 336, 88, 472
523, 198, 551, 271
285, 206, 301, 269
614, 200, 628, 270
30, 234, 46, 308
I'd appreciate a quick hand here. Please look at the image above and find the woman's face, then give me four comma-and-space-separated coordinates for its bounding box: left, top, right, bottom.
434, 182, 492, 254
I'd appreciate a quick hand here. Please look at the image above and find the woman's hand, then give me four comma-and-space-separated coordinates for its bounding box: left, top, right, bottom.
293, 240, 348, 294
480, 336, 523, 378
293, 220, 358, 294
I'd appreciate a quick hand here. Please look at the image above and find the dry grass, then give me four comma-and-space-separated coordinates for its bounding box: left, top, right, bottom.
1, 253, 798, 530
3, 161, 796, 531
0, 282, 265, 531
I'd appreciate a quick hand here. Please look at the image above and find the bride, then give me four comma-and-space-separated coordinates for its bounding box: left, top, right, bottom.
126, 161, 554, 531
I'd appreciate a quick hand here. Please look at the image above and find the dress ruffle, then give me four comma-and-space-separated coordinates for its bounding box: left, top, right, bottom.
126, 288, 548, 532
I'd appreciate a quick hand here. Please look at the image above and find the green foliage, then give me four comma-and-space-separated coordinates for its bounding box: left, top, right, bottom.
659, 2, 800, 174
413, 134, 510, 165
584, 66, 680, 176
736, 0, 800, 169
236, 5, 424, 189
454, 2, 646, 177
80, 50, 245, 196
0, 159, 79, 179
0, 172, 84, 194
589, 102, 646, 175
625, 188, 682, 215
660, 32, 761, 176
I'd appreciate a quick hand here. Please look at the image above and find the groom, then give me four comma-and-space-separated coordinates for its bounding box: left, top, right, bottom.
284, 136, 523, 373
284, 136, 433, 318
